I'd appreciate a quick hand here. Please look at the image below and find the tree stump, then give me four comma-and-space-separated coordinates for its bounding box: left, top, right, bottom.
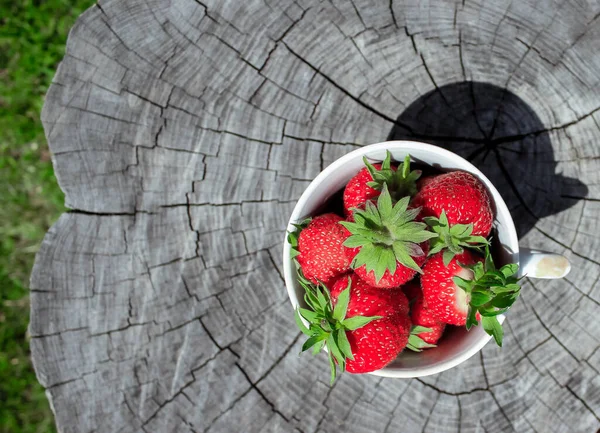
33, 0, 600, 431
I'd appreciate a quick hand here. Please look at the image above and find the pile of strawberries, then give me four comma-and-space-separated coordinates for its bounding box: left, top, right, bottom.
289, 152, 522, 382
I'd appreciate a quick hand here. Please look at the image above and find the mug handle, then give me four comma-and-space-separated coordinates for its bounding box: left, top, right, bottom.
518, 247, 571, 279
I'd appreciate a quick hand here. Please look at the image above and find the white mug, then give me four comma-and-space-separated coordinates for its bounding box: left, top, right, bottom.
282, 140, 570, 378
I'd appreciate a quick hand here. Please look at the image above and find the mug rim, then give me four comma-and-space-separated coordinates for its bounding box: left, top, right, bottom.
282, 140, 519, 377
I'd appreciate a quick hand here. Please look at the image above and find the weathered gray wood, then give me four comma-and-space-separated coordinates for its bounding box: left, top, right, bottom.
32, 0, 600, 431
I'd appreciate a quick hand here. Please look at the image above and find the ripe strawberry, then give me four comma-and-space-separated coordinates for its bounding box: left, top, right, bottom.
345, 313, 410, 374
343, 152, 422, 216
341, 185, 437, 289
330, 274, 409, 317
343, 163, 385, 216
329, 276, 433, 356
413, 171, 493, 237
421, 246, 523, 347
295, 213, 350, 285
295, 275, 411, 380
421, 250, 482, 326
403, 282, 445, 345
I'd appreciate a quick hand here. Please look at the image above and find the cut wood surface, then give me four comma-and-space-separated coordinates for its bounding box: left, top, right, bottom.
33, 0, 600, 431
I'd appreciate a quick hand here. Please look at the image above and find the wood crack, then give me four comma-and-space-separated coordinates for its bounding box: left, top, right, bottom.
415, 378, 490, 397
382, 381, 412, 433
535, 226, 600, 267
488, 388, 516, 432
235, 363, 290, 422
266, 249, 285, 284
389, 0, 399, 28
67, 209, 150, 216
529, 307, 579, 361
281, 42, 396, 125
95, 15, 157, 71
200, 386, 254, 432
420, 393, 442, 433
564, 386, 600, 422
30, 326, 89, 339
489, 6, 563, 138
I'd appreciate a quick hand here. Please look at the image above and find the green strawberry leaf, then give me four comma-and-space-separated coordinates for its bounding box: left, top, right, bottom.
342, 315, 382, 330
411, 326, 433, 334
452, 276, 472, 291
332, 280, 351, 322
351, 243, 377, 270
401, 154, 410, 177
287, 217, 312, 259
294, 309, 311, 336
482, 316, 504, 347
406, 326, 437, 352
491, 292, 519, 308
450, 223, 471, 237
328, 352, 337, 385
327, 333, 345, 368
312, 339, 326, 355
302, 334, 327, 352
315, 287, 329, 312
377, 183, 393, 216
459, 245, 521, 346
362, 151, 422, 199
485, 247, 496, 271
443, 249, 456, 267
336, 329, 354, 360
294, 268, 384, 384
341, 226, 388, 244
470, 291, 492, 306
428, 242, 445, 256
476, 275, 504, 286
403, 228, 439, 244
423, 216, 440, 227
489, 270, 507, 284
303, 291, 320, 313
478, 307, 509, 317
466, 307, 479, 330
406, 334, 437, 352
447, 241, 464, 255
472, 262, 485, 280
489, 283, 520, 294
392, 241, 423, 273
344, 182, 435, 282
298, 308, 320, 323
342, 235, 369, 248
426, 210, 489, 260
439, 210, 449, 227
466, 235, 489, 245
393, 207, 421, 227
500, 263, 519, 278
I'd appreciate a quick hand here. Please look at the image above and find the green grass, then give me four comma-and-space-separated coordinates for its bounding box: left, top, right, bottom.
0, 1, 96, 432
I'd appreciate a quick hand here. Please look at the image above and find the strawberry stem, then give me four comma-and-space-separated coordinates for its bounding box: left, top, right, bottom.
406, 326, 437, 352
341, 185, 437, 283
287, 217, 312, 259
364, 151, 422, 199
294, 269, 381, 383
424, 210, 489, 266
455, 245, 521, 346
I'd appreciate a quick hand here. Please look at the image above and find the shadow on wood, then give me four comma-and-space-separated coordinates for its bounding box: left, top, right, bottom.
387, 81, 588, 238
